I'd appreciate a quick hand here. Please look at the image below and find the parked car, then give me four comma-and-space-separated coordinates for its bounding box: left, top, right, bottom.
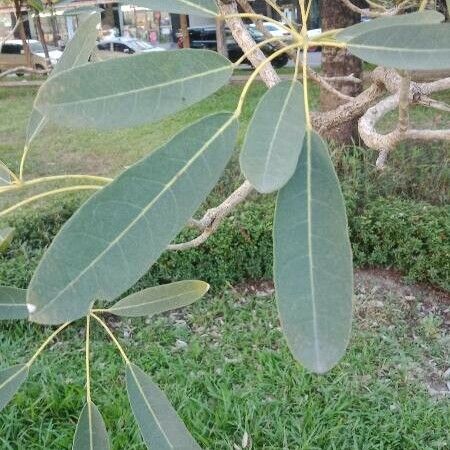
249, 21, 292, 40
97, 37, 165, 54
0, 39, 62, 72
307, 28, 322, 52
182, 26, 288, 68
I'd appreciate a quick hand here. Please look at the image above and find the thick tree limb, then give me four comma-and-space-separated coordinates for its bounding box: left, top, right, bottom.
219, 0, 280, 87
0, 66, 49, 78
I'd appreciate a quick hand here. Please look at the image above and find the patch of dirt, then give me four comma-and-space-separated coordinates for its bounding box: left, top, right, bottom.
234, 268, 449, 327
53, 152, 115, 176
233, 268, 450, 397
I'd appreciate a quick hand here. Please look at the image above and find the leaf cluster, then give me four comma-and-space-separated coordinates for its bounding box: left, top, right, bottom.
1, 1, 449, 447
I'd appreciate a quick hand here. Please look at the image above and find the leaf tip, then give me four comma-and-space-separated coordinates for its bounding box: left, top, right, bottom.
26, 303, 37, 314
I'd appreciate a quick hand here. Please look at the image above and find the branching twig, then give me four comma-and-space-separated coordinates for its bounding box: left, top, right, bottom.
340, 0, 403, 16
168, 181, 254, 251
359, 70, 450, 168
236, 0, 354, 101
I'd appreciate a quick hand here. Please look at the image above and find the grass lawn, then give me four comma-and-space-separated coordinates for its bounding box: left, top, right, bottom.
0, 273, 448, 449
0, 82, 449, 448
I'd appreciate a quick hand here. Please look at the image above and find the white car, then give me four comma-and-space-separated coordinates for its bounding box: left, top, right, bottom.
307, 28, 322, 52
97, 37, 165, 54
249, 22, 292, 40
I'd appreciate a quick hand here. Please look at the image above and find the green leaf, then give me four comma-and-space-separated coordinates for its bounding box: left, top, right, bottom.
107, 280, 209, 317
274, 131, 353, 374
119, 0, 217, 16
26, 12, 100, 147
0, 227, 15, 254
73, 401, 110, 450
346, 24, 450, 71
337, 11, 444, 42
0, 286, 28, 320
28, 113, 238, 325
240, 80, 306, 193
0, 161, 12, 186
34, 49, 232, 130
28, 0, 44, 11
59, 0, 217, 16
0, 364, 29, 411
52, 12, 100, 77
126, 363, 201, 450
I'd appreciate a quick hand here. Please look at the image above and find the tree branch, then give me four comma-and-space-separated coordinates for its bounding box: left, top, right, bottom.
219, 0, 280, 87
0, 66, 49, 79
168, 1, 449, 250
168, 181, 254, 251
236, 0, 354, 101
340, 0, 403, 16
358, 69, 450, 168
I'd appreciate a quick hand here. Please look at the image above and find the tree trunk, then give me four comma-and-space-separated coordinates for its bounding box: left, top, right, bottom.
13, 0, 32, 67
436, 0, 449, 21
180, 14, 190, 48
35, 12, 52, 69
216, 17, 228, 57
319, 0, 365, 144
48, 2, 59, 46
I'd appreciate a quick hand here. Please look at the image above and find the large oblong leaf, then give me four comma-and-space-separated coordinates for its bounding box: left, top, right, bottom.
0, 364, 29, 411
107, 280, 209, 317
346, 24, 450, 71
34, 50, 232, 130
337, 11, 444, 42
27, 113, 238, 325
240, 80, 306, 194
73, 401, 110, 450
126, 363, 201, 450
0, 227, 14, 254
0, 287, 28, 320
26, 12, 101, 147
119, 0, 217, 17
274, 131, 353, 374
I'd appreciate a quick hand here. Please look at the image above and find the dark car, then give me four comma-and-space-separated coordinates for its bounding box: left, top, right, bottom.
183, 26, 288, 68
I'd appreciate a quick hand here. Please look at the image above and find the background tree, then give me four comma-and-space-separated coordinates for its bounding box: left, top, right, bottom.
319, 0, 367, 143
12, 0, 31, 67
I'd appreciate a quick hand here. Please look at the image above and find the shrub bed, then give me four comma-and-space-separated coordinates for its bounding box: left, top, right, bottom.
1, 193, 448, 292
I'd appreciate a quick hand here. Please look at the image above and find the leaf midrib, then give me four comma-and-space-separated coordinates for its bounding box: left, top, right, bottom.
0, 365, 27, 391
39, 66, 229, 110
306, 132, 321, 369
110, 288, 200, 313
261, 81, 298, 188
128, 364, 173, 448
